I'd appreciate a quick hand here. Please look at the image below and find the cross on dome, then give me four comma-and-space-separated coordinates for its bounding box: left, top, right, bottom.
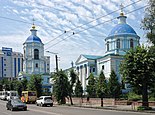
120, 3, 124, 16
32, 18, 36, 29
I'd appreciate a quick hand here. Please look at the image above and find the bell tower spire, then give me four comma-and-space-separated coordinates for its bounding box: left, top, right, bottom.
30, 18, 37, 36
117, 3, 127, 24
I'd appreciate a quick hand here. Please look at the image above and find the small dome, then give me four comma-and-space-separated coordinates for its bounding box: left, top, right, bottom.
25, 35, 42, 43
108, 24, 137, 37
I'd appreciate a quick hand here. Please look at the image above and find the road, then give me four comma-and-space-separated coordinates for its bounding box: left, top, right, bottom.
0, 100, 154, 115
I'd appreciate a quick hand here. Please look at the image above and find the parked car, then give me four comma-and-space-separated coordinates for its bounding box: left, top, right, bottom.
36, 96, 53, 107
6, 98, 27, 111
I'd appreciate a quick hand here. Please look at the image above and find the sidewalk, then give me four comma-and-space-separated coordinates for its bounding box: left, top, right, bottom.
65, 103, 155, 113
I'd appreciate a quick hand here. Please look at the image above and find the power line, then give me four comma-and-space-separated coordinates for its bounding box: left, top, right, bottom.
64, 0, 142, 33
44, 4, 148, 50
44, 0, 142, 45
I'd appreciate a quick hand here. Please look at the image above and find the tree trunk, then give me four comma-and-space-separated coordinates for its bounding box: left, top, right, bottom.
142, 81, 149, 107
69, 95, 73, 105
101, 97, 103, 107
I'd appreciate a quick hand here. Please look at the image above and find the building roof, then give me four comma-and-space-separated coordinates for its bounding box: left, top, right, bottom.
82, 54, 103, 60
25, 35, 42, 43
108, 23, 137, 37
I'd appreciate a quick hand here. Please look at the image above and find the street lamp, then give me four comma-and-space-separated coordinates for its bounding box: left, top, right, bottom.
46, 51, 58, 72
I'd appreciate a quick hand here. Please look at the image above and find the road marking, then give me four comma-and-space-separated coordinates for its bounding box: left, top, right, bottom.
28, 108, 63, 115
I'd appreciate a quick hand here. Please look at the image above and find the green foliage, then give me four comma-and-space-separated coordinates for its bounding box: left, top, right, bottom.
141, 0, 155, 45
75, 78, 83, 97
27, 74, 42, 97
120, 45, 155, 107
96, 71, 107, 98
86, 73, 97, 98
21, 78, 28, 91
53, 70, 69, 104
68, 69, 77, 105
108, 70, 121, 98
127, 92, 141, 101
137, 106, 152, 111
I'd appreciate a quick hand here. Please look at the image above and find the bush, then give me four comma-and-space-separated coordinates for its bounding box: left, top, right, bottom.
127, 92, 141, 101
137, 106, 152, 111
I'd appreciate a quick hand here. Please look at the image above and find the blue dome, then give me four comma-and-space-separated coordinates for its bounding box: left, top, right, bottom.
25, 35, 42, 43
108, 24, 137, 37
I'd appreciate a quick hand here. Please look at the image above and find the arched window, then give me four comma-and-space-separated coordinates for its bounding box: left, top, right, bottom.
116, 39, 120, 49
130, 39, 134, 48
107, 41, 109, 51
34, 49, 39, 59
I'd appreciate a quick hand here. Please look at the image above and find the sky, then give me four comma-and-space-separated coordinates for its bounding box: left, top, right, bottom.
0, 0, 148, 72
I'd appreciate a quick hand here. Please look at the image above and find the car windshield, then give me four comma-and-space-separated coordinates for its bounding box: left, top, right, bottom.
12, 99, 23, 104
11, 92, 17, 96
28, 92, 36, 96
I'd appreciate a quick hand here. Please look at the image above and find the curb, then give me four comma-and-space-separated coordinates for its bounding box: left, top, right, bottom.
57, 104, 155, 114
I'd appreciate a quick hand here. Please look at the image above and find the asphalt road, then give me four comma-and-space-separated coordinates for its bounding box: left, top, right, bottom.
0, 100, 154, 115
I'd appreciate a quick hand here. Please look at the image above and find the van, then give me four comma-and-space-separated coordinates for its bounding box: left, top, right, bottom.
6, 91, 18, 100
21, 91, 37, 103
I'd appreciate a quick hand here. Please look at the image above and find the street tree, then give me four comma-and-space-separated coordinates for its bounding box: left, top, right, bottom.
27, 74, 42, 97
68, 69, 77, 105
142, 0, 155, 45
97, 71, 107, 107
53, 70, 69, 104
108, 70, 121, 99
120, 45, 155, 107
75, 78, 83, 98
21, 78, 28, 91
86, 73, 97, 98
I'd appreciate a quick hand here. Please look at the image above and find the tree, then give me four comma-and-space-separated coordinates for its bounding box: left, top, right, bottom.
68, 69, 77, 105
21, 78, 28, 91
27, 75, 42, 97
120, 45, 155, 107
96, 71, 107, 107
75, 78, 83, 97
141, 0, 155, 45
108, 70, 121, 99
53, 70, 69, 104
86, 73, 97, 98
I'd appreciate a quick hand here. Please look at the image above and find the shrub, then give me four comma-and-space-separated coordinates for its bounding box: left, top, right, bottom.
127, 92, 141, 101
137, 106, 152, 111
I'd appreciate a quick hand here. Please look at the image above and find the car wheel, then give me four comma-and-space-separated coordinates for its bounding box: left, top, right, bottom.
10, 107, 14, 111
50, 104, 53, 107
40, 103, 43, 107
24, 108, 27, 111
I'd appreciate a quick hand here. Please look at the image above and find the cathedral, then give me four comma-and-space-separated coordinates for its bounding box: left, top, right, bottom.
75, 11, 140, 94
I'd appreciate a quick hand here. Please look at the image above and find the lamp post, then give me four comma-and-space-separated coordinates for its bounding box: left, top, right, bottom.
46, 51, 58, 72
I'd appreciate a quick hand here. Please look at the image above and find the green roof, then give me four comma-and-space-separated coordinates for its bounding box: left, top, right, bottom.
82, 54, 103, 60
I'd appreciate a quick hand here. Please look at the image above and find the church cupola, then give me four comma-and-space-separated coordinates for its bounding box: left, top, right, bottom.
30, 24, 37, 36
24, 24, 42, 44
105, 4, 140, 55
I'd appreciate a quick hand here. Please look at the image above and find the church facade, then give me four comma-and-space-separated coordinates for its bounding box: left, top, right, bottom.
75, 12, 140, 94
18, 24, 52, 93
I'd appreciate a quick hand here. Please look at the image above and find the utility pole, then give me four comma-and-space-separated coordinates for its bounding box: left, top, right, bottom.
55, 54, 58, 72
46, 51, 58, 72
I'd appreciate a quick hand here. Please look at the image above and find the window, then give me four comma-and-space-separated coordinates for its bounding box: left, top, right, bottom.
4, 64, 6, 66
116, 39, 120, 49
102, 65, 104, 70
130, 39, 134, 48
4, 69, 6, 71
107, 41, 109, 51
34, 49, 39, 59
93, 68, 95, 72
36, 63, 38, 68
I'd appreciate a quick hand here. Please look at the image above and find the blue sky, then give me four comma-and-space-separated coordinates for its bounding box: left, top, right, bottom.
0, 0, 148, 71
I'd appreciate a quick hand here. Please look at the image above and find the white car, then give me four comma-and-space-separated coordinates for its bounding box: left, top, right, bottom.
36, 96, 53, 107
